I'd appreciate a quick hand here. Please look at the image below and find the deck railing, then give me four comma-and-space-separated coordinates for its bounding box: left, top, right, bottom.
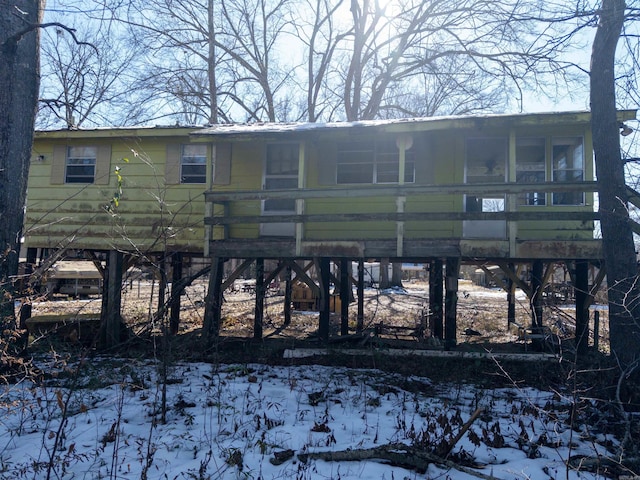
204, 181, 601, 228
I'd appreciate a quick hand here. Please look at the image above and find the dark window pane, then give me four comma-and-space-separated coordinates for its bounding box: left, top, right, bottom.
337, 163, 374, 184
181, 144, 207, 184
552, 137, 584, 205
66, 146, 97, 184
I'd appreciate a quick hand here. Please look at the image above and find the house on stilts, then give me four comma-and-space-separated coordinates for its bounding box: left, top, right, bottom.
22, 110, 639, 352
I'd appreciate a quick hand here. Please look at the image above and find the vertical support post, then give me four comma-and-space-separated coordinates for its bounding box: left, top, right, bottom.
340, 259, 350, 335
283, 264, 292, 327
530, 260, 544, 333
19, 247, 38, 329
444, 257, 460, 351
296, 142, 306, 256
102, 250, 123, 349
429, 259, 444, 339
357, 260, 364, 333
254, 258, 265, 340
507, 262, 516, 329
169, 252, 183, 335
157, 254, 167, 318
507, 128, 517, 256
396, 134, 409, 257
203, 256, 225, 345
594, 311, 600, 351
575, 260, 589, 356
318, 257, 331, 343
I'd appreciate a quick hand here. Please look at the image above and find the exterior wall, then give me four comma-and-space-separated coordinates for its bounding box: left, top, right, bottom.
26, 128, 210, 254
25, 111, 634, 258
207, 116, 601, 245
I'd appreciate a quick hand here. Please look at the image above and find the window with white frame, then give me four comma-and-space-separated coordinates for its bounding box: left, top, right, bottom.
181, 144, 207, 184
263, 143, 299, 213
336, 139, 415, 184
65, 146, 97, 183
552, 137, 584, 205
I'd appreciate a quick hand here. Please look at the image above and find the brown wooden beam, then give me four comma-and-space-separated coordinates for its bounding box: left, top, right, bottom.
205, 181, 598, 202
575, 260, 589, 356
444, 257, 460, 350
203, 257, 225, 346
496, 261, 531, 297
429, 259, 443, 340
205, 211, 599, 226
587, 264, 607, 310
284, 260, 320, 296
340, 259, 350, 336
101, 250, 123, 349
530, 260, 544, 335
318, 257, 331, 343
284, 264, 292, 327
357, 260, 364, 333
254, 258, 265, 340
507, 263, 516, 329
169, 252, 183, 335
221, 258, 253, 291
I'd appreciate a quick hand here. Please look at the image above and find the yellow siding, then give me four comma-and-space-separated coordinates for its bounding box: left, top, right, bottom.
28, 114, 608, 255
26, 131, 208, 253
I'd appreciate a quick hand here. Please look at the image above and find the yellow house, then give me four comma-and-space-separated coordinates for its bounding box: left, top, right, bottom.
27, 126, 212, 255
197, 110, 637, 260
24, 110, 638, 348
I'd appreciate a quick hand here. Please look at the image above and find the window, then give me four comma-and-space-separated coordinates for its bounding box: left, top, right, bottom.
181, 144, 207, 184
516, 138, 546, 206
263, 143, 298, 212
65, 146, 97, 184
552, 137, 584, 205
336, 139, 415, 184
465, 138, 507, 212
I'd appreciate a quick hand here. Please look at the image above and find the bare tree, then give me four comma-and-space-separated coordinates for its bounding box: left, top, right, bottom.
38, 24, 146, 128
116, 0, 295, 124
292, 0, 351, 122
340, 0, 552, 121
591, 0, 640, 366
0, 1, 44, 326
117, 0, 224, 124
376, 56, 508, 119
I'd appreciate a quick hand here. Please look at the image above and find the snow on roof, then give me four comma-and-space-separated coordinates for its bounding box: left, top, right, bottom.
191, 110, 597, 137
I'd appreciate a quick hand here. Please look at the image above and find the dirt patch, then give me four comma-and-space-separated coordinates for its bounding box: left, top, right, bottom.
25, 278, 608, 357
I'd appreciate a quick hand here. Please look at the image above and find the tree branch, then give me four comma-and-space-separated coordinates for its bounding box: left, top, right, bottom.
5, 22, 96, 53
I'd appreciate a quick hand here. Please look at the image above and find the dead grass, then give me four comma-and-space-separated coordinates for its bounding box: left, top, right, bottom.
24, 277, 610, 355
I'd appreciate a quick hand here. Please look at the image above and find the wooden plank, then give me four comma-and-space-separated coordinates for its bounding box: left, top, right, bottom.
340, 259, 350, 336
203, 257, 225, 342
318, 257, 331, 343
102, 250, 123, 348
205, 211, 599, 225
221, 258, 254, 291
429, 259, 443, 340
285, 260, 320, 296
575, 260, 589, 356
356, 260, 364, 333
444, 257, 460, 350
204, 181, 599, 202
254, 258, 264, 340
282, 348, 559, 361
208, 238, 605, 261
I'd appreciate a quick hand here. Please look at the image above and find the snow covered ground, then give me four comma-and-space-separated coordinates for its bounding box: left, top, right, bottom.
0, 357, 619, 479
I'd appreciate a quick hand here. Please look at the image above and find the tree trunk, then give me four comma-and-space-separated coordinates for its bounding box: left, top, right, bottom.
590, 0, 640, 365
390, 262, 403, 288
0, 1, 44, 328
379, 258, 390, 288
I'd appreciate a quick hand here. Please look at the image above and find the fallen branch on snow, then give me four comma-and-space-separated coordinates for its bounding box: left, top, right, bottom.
293, 443, 496, 479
